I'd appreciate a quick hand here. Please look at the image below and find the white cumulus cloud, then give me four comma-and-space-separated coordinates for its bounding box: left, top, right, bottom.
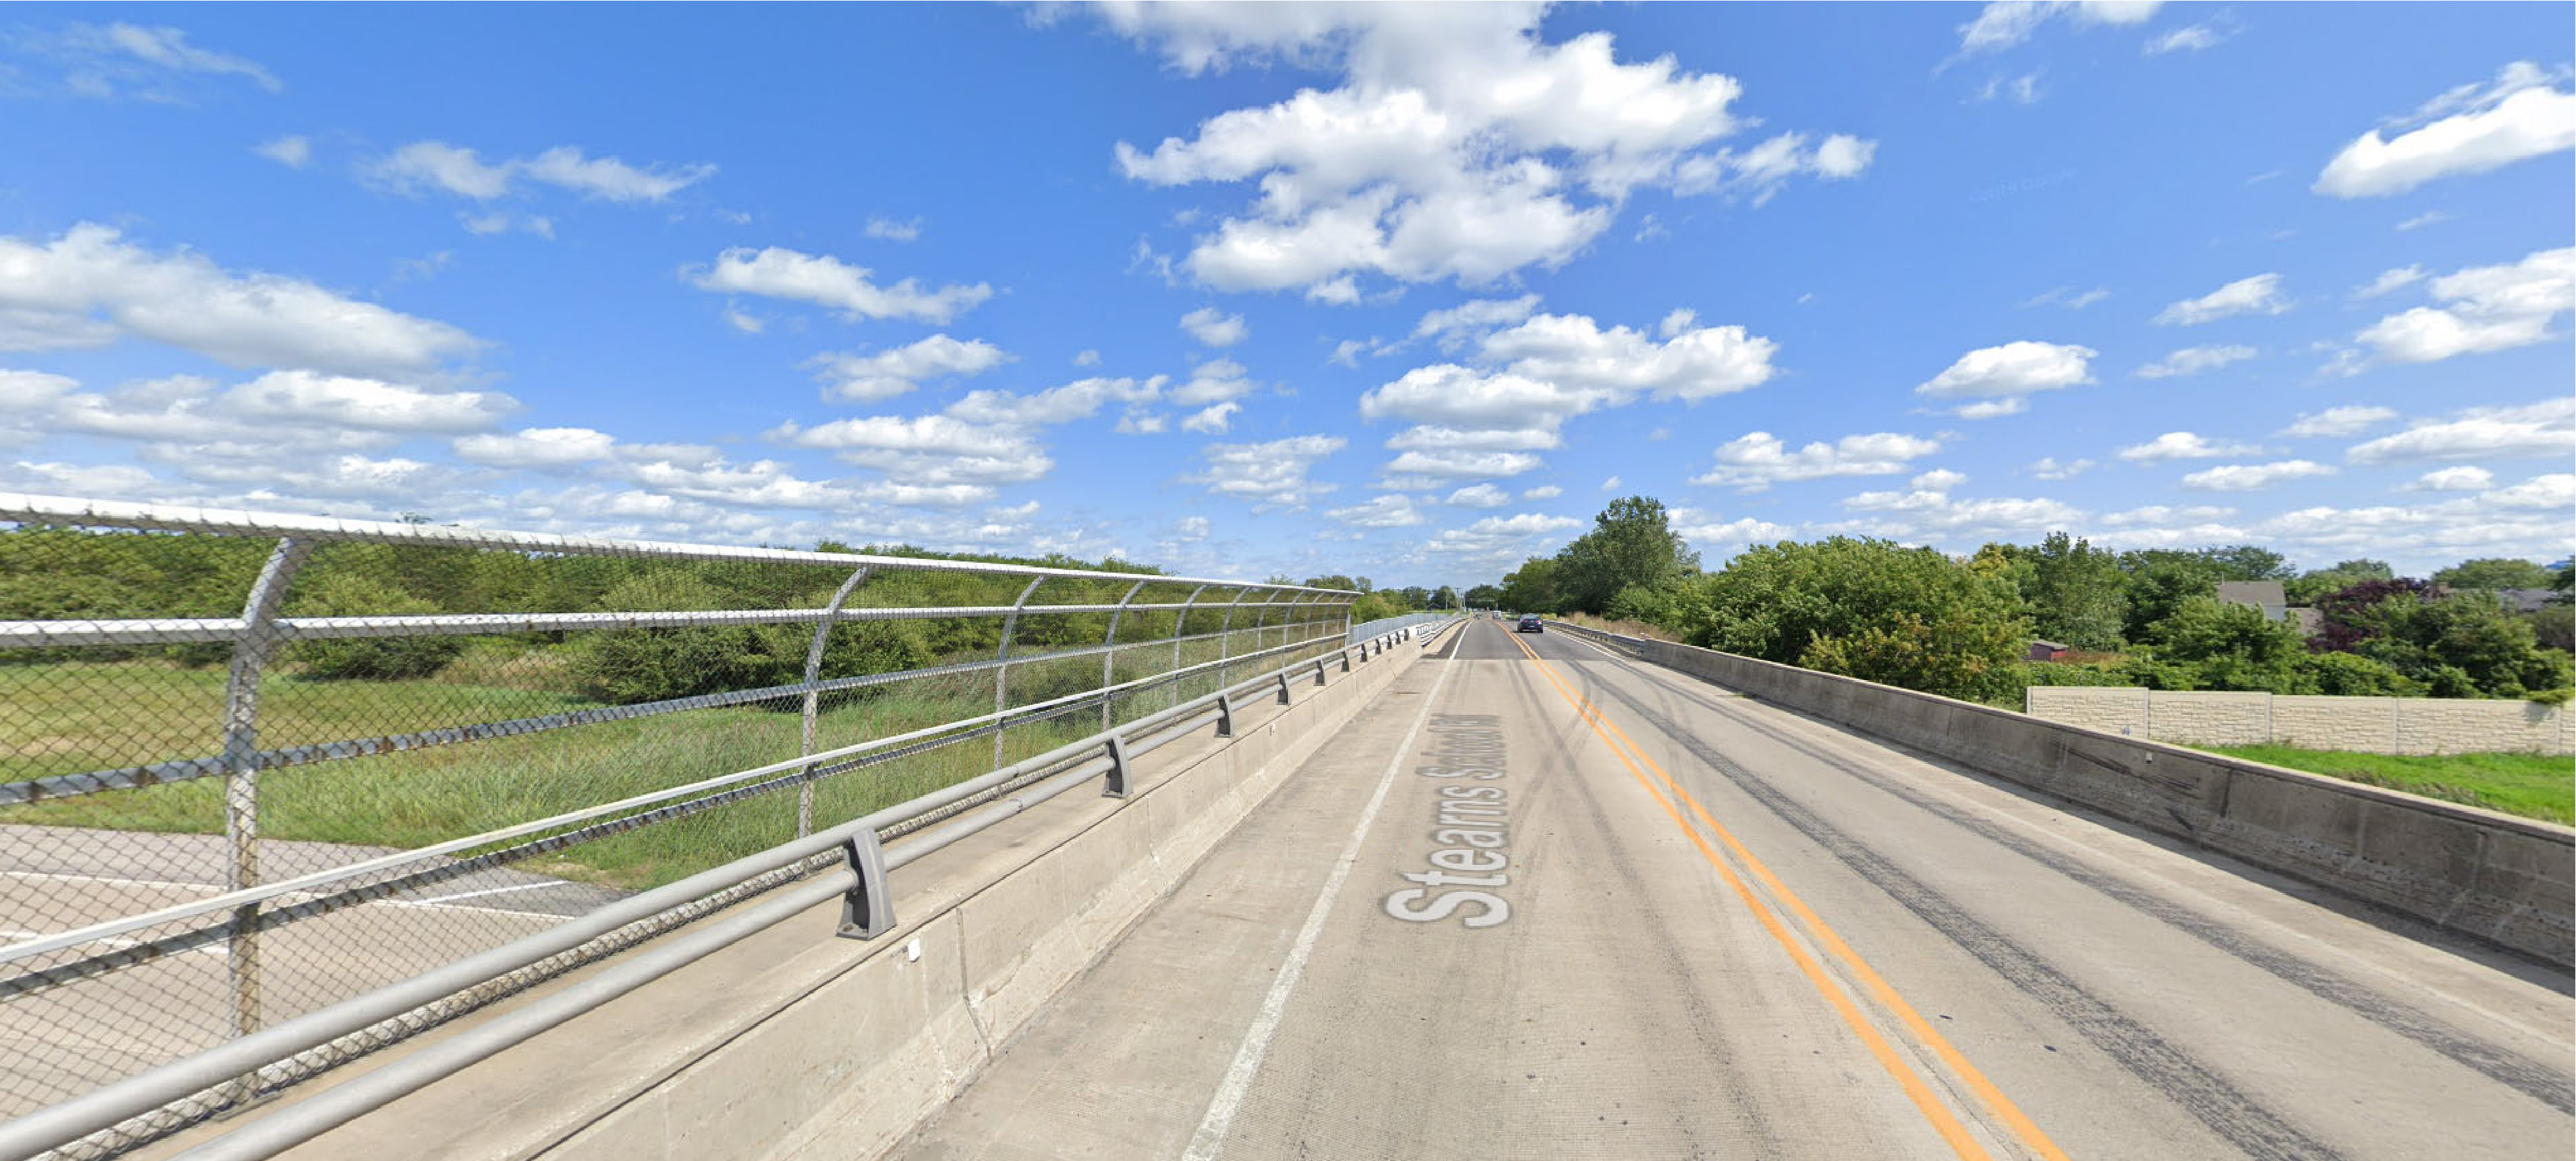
2278, 406, 2398, 438
1179, 306, 1249, 347
2345, 398, 2575, 464
688, 244, 992, 324
1103, 5, 1870, 297
805, 335, 1011, 402
2345, 246, 2573, 368
2153, 273, 2289, 325
2181, 460, 2337, 491
2315, 62, 2576, 197
1913, 341, 2095, 415
0, 224, 481, 376
1692, 431, 1944, 491
2136, 345, 2255, 379
2117, 431, 2263, 462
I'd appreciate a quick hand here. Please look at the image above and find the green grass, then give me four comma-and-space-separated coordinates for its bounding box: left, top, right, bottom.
2203, 744, 2575, 825
0, 639, 1323, 891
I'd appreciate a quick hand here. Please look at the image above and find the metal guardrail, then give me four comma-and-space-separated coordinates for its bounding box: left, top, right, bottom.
1, 617, 1458, 1161
0, 493, 1359, 1157
1345, 611, 1458, 645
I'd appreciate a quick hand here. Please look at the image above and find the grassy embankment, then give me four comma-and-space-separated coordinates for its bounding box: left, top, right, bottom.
2200, 744, 2573, 825
0, 639, 1314, 891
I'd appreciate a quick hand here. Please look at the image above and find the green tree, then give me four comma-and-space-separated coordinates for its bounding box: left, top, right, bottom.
1553, 496, 1699, 614
1462, 584, 1502, 609
2354, 591, 2574, 699
2202, 544, 2294, 581
1997, 533, 2127, 651
1432, 585, 1459, 609
2529, 603, 2574, 653
2138, 597, 2313, 693
2432, 558, 2556, 591
1683, 537, 2026, 702
1496, 556, 1565, 614
2286, 558, 2395, 605
2117, 549, 2229, 644
1348, 592, 1408, 624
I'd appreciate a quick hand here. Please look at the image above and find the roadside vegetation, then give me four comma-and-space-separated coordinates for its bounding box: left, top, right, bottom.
1464, 495, 2574, 710
0, 525, 1348, 888
2200, 744, 2573, 825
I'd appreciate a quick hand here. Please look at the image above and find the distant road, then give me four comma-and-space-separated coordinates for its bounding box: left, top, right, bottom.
895, 619, 2573, 1160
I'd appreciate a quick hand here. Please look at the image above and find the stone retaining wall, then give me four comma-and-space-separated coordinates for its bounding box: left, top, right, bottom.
2025, 687, 2573, 755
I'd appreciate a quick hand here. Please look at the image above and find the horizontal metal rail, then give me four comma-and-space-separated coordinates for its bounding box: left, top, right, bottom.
0, 601, 1314, 650
1, 628, 1342, 968
0, 493, 1354, 596
0, 621, 1455, 1161
1, 626, 1288, 807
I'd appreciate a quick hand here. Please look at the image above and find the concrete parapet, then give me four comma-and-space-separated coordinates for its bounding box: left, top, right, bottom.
1569, 627, 2574, 968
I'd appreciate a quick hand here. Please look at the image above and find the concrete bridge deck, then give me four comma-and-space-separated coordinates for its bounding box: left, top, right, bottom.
893, 619, 2573, 1160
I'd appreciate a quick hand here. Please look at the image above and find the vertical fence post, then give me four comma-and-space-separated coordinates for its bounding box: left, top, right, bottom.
1165, 584, 1210, 710
1284, 592, 1319, 655
1213, 588, 1255, 690
798, 565, 872, 839
1099, 579, 1149, 733
991, 577, 1047, 770
219, 535, 315, 1108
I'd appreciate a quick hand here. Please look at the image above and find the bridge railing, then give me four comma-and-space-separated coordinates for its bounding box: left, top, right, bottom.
1345, 610, 1458, 644
0, 494, 1357, 1157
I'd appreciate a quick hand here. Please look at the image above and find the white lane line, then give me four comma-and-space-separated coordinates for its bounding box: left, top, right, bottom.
410, 879, 562, 905
1181, 633, 1462, 1161
1, 868, 568, 923
2, 869, 220, 892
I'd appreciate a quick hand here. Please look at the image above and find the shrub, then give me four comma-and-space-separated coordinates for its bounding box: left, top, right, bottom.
288, 573, 466, 681
2293, 651, 2417, 696
1690, 537, 2027, 702
571, 573, 789, 704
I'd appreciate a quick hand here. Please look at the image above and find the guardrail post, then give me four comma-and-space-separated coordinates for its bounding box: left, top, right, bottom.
836, 829, 894, 940
991, 577, 1046, 770
1215, 693, 1236, 738
1276, 671, 1292, 706
1313, 658, 1329, 686
219, 535, 315, 1107
1099, 579, 1149, 733
1165, 583, 1210, 711
1340, 648, 1352, 673
1103, 734, 1133, 798
800, 564, 872, 839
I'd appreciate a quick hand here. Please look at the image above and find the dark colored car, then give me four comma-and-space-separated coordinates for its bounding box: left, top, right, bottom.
1517, 614, 1542, 633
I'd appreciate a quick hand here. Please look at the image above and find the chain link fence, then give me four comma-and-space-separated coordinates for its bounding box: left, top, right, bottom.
0, 494, 1352, 1149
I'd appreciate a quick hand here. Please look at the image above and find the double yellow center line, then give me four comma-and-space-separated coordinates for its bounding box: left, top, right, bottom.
1502, 628, 2068, 1161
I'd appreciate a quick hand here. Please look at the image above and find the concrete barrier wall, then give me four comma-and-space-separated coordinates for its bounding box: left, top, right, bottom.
212, 632, 1445, 1161
2026, 686, 2575, 755
1561, 626, 2575, 968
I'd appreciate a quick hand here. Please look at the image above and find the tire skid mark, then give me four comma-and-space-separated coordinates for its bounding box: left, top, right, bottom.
1561, 657, 2349, 1161
1570, 642, 2576, 1117
1498, 661, 1784, 1158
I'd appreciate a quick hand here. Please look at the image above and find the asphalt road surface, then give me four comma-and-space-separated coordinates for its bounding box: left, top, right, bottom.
893, 618, 2573, 1160
0, 826, 627, 1117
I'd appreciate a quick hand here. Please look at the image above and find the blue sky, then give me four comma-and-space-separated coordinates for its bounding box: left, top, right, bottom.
2, 2, 2569, 586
